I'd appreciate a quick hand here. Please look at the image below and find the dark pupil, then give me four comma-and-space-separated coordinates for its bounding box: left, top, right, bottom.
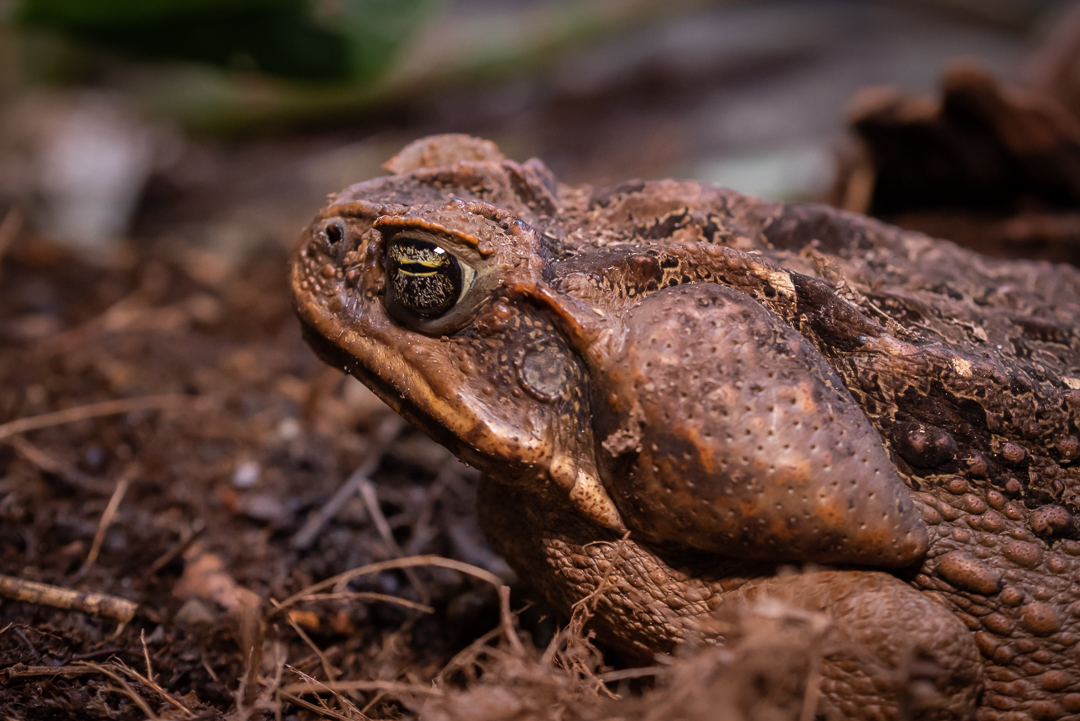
387, 239, 462, 317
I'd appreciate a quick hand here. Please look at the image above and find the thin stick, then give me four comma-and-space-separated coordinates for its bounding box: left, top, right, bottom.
436, 625, 504, 685
360, 690, 387, 715
141, 629, 154, 684
112, 660, 194, 718
147, 519, 206, 576
84, 466, 136, 570
358, 478, 430, 605
283, 666, 358, 719
5, 665, 99, 678
7, 436, 114, 495
598, 666, 664, 682
81, 662, 159, 720
277, 691, 353, 720
0, 575, 137, 623
289, 591, 432, 614
274, 555, 503, 613
280, 680, 442, 696
283, 612, 345, 714
498, 585, 525, 656
291, 415, 404, 550
0, 395, 195, 441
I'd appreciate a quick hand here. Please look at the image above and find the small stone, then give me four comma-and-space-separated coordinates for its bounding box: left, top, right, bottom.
277, 417, 302, 441
174, 598, 217, 631
147, 625, 167, 645
232, 460, 261, 488
235, 493, 289, 524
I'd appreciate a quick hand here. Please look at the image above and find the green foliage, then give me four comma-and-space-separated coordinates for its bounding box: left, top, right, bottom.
16, 0, 435, 81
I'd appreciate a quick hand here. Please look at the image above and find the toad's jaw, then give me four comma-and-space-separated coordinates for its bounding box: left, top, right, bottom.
294, 284, 553, 478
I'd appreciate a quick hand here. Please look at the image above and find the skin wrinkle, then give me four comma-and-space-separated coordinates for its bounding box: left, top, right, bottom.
292, 135, 1080, 721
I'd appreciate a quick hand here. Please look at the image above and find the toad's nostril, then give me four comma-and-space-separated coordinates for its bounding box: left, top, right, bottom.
326, 222, 344, 245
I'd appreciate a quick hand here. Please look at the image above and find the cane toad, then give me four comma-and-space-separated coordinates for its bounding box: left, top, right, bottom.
291, 135, 1080, 720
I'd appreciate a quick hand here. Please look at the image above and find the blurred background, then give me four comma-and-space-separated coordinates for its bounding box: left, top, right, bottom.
0, 0, 1076, 263
4, 6, 1080, 712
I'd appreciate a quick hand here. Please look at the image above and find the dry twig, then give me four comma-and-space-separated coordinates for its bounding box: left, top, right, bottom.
597, 666, 663, 682
274, 555, 503, 614
106, 659, 196, 718
83, 465, 137, 570
280, 679, 443, 697
436, 624, 506, 685
0, 394, 197, 441
277, 690, 354, 720
358, 477, 430, 605
281, 609, 351, 716
4, 665, 98, 678
6, 436, 115, 495
498, 585, 526, 657
147, 519, 206, 575
0, 575, 137, 624
291, 415, 405, 550
80, 662, 160, 720
283, 591, 432, 614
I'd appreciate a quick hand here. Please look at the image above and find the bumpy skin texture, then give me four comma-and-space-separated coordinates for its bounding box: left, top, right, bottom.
291, 135, 1080, 720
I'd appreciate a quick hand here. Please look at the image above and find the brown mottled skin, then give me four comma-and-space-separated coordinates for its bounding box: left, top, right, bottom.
291, 135, 1080, 720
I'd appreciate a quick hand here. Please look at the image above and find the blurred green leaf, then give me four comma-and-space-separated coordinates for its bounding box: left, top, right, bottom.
16, 0, 435, 81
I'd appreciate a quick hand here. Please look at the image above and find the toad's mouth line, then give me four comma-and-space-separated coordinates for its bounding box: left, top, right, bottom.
298, 317, 469, 456
297, 315, 539, 481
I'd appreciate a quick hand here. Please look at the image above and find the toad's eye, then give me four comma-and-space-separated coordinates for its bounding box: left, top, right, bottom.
386, 237, 474, 318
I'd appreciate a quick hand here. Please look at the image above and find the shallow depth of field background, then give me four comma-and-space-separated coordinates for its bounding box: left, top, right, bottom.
1, 0, 1071, 263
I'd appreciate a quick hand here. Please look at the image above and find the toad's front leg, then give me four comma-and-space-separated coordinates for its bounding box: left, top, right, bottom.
480, 476, 983, 721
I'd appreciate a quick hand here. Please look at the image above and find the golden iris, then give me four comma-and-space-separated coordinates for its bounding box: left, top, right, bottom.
387, 238, 464, 317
